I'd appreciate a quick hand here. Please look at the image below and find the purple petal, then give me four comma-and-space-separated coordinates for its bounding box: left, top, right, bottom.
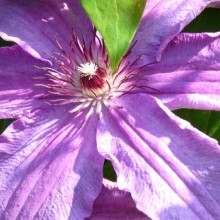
159, 94, 220, 111
0, 45, 49, 117
208, 2, 220, 8
130, 0, 216, 66
0, 0, 93, 60
87, 179, 150, 220
97, 94, 220, 220
142, 0, 160, 15
143, 32, 220, 110
0, 112, 16, 119
0, 111, 104, 220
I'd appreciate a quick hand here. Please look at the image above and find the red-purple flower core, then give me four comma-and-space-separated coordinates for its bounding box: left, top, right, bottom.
78, 61, 110, 98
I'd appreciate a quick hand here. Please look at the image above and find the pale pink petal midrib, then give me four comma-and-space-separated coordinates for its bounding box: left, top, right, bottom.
109, 108, 220, 219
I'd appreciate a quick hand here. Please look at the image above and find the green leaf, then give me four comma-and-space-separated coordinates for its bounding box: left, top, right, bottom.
174, 109, 220, 143
80, 0, 146, 73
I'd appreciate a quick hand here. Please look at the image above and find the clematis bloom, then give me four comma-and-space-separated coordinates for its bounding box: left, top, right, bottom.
1, 0, 220, 219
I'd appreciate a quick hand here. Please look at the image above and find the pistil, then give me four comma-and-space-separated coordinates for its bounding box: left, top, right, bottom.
78, 62, 110, 98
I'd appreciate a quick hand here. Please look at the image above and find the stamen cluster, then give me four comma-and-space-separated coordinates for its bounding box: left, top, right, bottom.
35, 30, 151, 119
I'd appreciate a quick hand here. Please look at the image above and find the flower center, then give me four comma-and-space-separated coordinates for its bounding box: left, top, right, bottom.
35, 31, 153, 117
77, 62, 110, 98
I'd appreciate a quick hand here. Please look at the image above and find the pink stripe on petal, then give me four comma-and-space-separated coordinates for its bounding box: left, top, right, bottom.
0, 110, 104, 220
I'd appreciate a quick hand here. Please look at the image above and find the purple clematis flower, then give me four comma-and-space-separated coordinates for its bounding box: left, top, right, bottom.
0, 0, 220, 219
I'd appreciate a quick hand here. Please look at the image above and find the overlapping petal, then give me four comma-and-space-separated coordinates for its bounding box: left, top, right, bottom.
130, 0, 217, 66
0, 110, 103, 220
142, 32, 220, 110
0, 45, 49, 117
97, 94, 220, 220
0, 0, 93, 60
88, 179, 150, 220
